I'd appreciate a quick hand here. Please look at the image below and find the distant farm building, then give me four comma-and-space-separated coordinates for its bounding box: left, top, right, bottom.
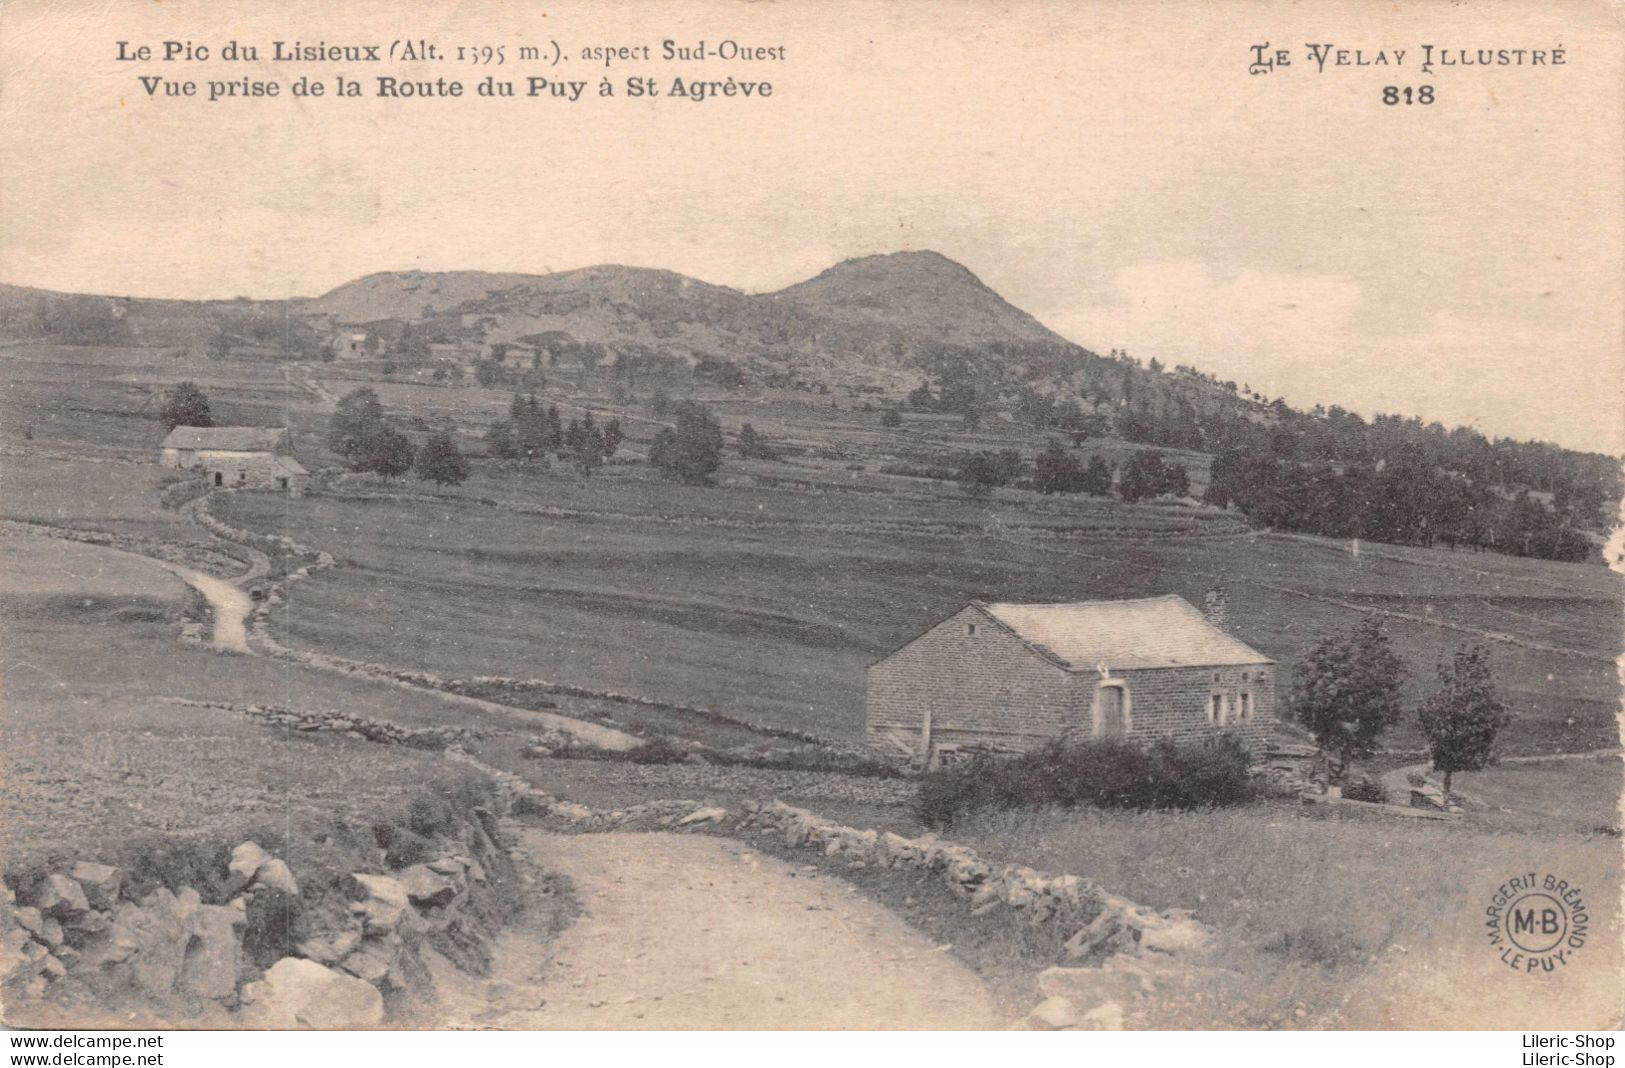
487, 342, 541, 371
867, 592, 1273, 767
332, 331, 371, 360
159, 426, 307, 495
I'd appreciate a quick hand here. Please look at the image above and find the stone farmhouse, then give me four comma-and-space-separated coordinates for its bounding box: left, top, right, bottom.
331, 331, 371, 360
159, 426, 308, 495
866, 592, 1274, 768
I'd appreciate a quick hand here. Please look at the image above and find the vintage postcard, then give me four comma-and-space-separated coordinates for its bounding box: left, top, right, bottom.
0, 0, 1620, 1042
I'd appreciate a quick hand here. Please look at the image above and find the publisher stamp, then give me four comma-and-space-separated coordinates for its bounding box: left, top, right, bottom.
1487, 874, 1590, 974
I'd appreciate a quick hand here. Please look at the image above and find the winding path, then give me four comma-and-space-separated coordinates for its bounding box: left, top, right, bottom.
160, 562, 253, 653
436, 830, 1001, 1030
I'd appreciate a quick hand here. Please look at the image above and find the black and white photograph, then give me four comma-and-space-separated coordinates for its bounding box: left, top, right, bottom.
0, 0, 1620, 1050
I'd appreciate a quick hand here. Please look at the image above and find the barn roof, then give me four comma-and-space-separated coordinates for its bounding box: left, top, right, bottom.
974, 595, 1271, 671
272, 455, 308, 476
160, 426, 287, 451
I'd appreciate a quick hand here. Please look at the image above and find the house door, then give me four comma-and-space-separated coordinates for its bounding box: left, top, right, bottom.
1096, 684, 1127, 736
213, 471, 222, 486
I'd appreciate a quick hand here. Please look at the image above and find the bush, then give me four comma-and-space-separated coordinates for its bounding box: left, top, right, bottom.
916, 736, 1255, 827
1342, 777, 1390, 804
627, 735, 691, 765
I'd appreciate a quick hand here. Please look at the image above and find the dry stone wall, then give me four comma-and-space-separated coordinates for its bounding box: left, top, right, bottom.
1, 806, 517, 1029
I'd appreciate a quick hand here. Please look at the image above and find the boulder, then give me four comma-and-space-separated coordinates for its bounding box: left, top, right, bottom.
124, 889, 201, 1000
1025, 995, 1080, 1030
70, 862, 122, 910
177, 904, 244, 1003
31, 874, 89, 919
13, 907, 63, 948
1137, 911, 1213, 957
397, 865, 458, 908
60, 908, 111, 941
228, 842, 273, 889
1037, 962, 1156, 1006
426, 856, 470, 877
347, 874, 410, 933
254, 859, 300, 897
677, 806, 728, 826
1064, 906, 1141, 963
240, 957, 385, 1029
1080, 1001, 1126, 1030
1, 924, 42, 990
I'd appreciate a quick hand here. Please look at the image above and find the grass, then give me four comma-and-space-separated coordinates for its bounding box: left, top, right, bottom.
945, 803, 1622, 1027
220, 466, 1619, 752
0, 531, 563, 872
1449, 756, 1623, 835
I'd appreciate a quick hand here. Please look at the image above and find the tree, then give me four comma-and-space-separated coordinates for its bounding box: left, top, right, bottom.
474, 360, 503, 388
415, 431, 470, 486
207, 329, 232, 361
880, 407, 903, 428
1033, 439, 1084, 494
1290, 616, 1407, 780
484, 419, 517, 460
327, 388, 385, 461
1417, 644, 1511, 795
956, 450, 1017, 498
159, 382, 212, 430
600, 418, 624, 457
1118, 451, 1188, 502
649, 401, 724, 484
355, 424, 415, 479
1079, 456, 1114, 496
736, 423, 779, 461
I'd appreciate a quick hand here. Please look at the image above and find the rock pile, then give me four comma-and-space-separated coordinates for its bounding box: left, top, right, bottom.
3, 807, 514, 1028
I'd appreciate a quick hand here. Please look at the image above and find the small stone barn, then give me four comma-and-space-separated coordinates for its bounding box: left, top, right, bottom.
159, 426, 307, 495
866, 594, 1274, 767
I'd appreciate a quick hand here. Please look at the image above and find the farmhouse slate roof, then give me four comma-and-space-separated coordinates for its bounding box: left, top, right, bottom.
975, 595, 1272, 671
272, 455, 308, 475
160, 426, 287, 452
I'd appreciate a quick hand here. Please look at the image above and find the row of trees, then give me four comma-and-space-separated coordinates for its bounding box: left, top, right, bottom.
1291, 617, 1511, 793
328, 388, 470, 485
1205, 447, 1594, 561
957, 439, 1193, 502
485, 394, 624, 475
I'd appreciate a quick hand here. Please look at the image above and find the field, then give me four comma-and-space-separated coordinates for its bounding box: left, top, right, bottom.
6, 340, 1617, 760
0, 528, 560, 874
1, 339, 1620, 1029
221, 455, 1619, 754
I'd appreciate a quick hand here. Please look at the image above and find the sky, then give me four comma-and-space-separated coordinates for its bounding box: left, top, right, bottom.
3, 0, 1621, 454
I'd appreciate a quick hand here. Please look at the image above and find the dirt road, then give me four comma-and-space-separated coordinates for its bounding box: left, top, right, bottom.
438, 830, 1002, 1030
160, 562, 252, 652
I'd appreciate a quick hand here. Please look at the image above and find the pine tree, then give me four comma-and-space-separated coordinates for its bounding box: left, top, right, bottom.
415, 431, 471, 486
484, 419, 517, 461
649, 402, 724, 484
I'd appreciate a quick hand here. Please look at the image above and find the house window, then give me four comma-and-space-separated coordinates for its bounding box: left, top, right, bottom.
1094, 680, 1130, 736
965, 622, 978, 637
934, 745, 965, 769
1239, 692, 1253, 721
1209, 693, 1225, 724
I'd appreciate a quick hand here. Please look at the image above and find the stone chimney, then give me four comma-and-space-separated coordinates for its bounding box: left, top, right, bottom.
1202, 585, 1230, 630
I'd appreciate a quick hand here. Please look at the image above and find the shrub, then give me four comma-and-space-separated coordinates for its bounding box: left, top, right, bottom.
916, 736, 1255, 827
1342, 777, 1390, 804
628, 735, 691, 765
